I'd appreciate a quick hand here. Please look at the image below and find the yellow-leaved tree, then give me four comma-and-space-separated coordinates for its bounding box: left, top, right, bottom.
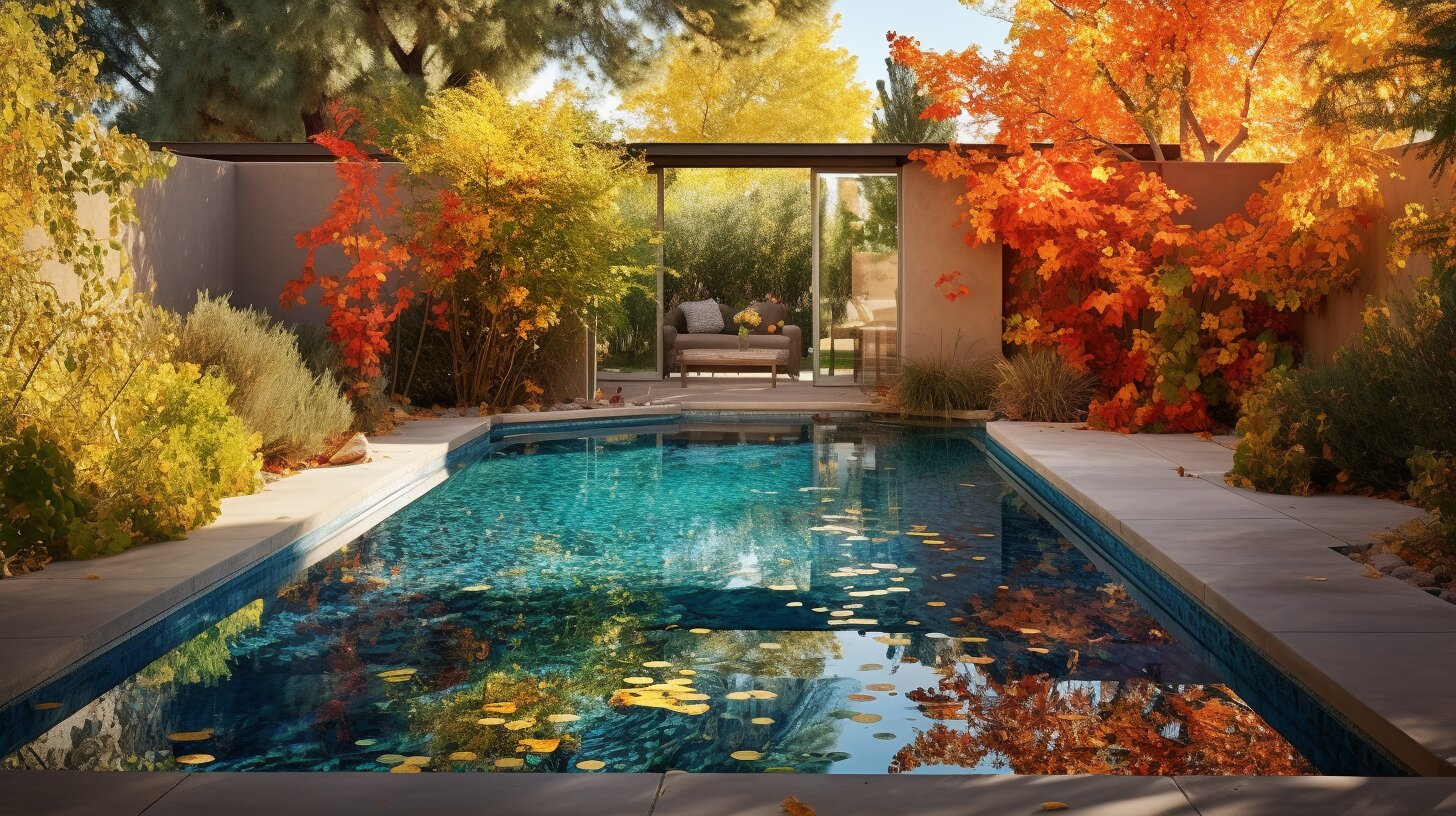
621, 12, 872, 142
1, 1, 258, 572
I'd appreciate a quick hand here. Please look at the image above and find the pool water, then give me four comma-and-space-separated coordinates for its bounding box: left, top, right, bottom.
4, 420, 1314, 775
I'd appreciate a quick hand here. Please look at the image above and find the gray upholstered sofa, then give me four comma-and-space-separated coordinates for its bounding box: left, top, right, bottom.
662, 300, 803, 378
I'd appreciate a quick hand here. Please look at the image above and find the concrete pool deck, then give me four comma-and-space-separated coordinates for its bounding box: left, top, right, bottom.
988, 421, 1456, 777
3, 770, 1456, 815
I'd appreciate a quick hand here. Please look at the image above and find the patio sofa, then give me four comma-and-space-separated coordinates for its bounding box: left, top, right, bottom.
662, 300, 803, 378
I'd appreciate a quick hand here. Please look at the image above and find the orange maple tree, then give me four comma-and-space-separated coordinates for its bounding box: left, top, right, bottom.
283, 104, 414, 392
890, 0, 1399, 431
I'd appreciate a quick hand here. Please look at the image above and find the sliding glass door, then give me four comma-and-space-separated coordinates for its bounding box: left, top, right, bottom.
811, 171, 901, 386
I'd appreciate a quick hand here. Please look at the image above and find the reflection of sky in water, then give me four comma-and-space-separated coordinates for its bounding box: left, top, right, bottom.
4, 421, 1312, 775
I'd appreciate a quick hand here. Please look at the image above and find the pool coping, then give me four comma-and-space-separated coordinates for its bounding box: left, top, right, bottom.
4, 770, 1456, 815
0, 405, 684, 714
986, 421, 1456, 777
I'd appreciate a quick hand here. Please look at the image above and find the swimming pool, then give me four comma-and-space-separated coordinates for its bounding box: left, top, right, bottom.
3, 418, 1318, 774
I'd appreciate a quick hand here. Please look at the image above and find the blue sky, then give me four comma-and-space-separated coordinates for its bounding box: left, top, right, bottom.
525, 1, 1009, 138
828, 0, 1008, 94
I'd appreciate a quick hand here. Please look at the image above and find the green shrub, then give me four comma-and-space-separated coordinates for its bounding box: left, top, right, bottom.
1230, 274, 1456, 494
993, 349, 1098, 422
0, 426, 91, 567
96, 362, 261, 544
179, 294, 353, 461
891, 355, 998, 416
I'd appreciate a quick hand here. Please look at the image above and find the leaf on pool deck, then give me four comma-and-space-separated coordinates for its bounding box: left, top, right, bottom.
518, 738, 560, 753
167, 729, 215, 742
448, 751, 478, 761
1042, 803, 1070, 811
175, 754, 215, 765
494, 757, 524, 769
865, 683, 895, 692
576, 759, 606, 771
730, 750, 764, 761
850, 713, 881, 723
482, 702, 518, 714
547, 713, 581, 723
781, 795, 817, 816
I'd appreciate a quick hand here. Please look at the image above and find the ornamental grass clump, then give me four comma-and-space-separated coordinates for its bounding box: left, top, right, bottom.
993, 349, 1098, 422
179, 295, 353, 462
891, 355, 998, 417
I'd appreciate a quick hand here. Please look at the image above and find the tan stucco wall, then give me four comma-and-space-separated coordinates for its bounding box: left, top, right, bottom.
128, 155, 235, 313
1156, 161, 1283, 231
900, 163, 1004, 363
1300, 146, 1449, 363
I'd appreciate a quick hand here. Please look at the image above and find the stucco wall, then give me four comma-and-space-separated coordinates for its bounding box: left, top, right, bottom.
128, 155, 235, 313
1300, 146, 1449, 363
900, 163, 1004, 362
1157, 161, 1283, 230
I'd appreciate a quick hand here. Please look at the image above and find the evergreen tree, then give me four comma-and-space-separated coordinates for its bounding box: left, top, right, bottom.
871, 58, 956, 143
82, 0, 829, 141
1311, 0, 1456, 176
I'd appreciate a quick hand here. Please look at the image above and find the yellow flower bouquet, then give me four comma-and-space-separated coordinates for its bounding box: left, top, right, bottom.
732, 307, 761, 349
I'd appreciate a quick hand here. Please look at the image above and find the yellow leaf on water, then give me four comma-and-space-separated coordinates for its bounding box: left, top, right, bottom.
448, 751, 478, 761
747, 690, 778, 700
576, 759, 606, 771
731, 750, 764, 761
175, 754, 215, 765
689, 628, 712, 635
725, 691, 753, 700
865, 683, 895, 692
759, 642, 782, 650
461, 584, 492, 592
624, 676, 654, 685
518, 738, 560, 753
376, 754, 407, 765
751, 717, 775, 725
494, 757, 524, 769
167, 729, 214, 742
926, 601, 946, 607
547, 713, 581, 723
503, 719, 536, 731
477, 717, 506, 726
482, 702, 517, 714
1028, 647, 1050, 654
961, 656, 996, 665
389, 763, 420, 773
30, 702, 61, 711
642, 661, 672, 668
1019, 628, 1042, 634
850, 713, 882, 723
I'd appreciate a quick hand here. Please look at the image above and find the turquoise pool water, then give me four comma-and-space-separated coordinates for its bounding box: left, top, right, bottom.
4, 419, 1313, 774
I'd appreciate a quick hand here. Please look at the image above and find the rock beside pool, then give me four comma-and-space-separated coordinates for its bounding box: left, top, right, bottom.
1370, 552, 1408, 574
327, 433, 371, 466
1407, 570, 1438, 588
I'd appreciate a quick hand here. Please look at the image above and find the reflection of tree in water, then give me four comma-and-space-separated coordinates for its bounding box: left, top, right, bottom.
891, 670, 1313, 775
4, 600, 264, 771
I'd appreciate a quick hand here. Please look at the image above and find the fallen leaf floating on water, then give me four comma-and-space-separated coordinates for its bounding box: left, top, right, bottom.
494, 758, 524, 769
848, 693, 876, 702
175, 754, 215, 765
731, 750, 764, 761
390, 764, 420, 774
477, 717, 506, 726
850, 713, 881, 723
448, 751, 478, 761
377, 754, 407, 765
378, 667, 417, 681
767, 584, 798, 591
781, 796, 817, 816
354, 739, 377, 747
482, 701, 517, 714
623, 677, 654, 685
503, 719, 536, 731
576, 760, 606, 771
30, 702, 61, 711
765, 767, 797, 773
960, 656, 996, 665
865, 683, 896, 692
167, 729, 215, 742
642, 660, 672, 668
751, 717, 776, 725
1018, 628, 1042, 635
461, 584, 492, 592
546, 713, 581, 723
518, 738, 560, 753
689, 628, 712, 635
1028, 647, 1051, 654
926, 601, 946, 607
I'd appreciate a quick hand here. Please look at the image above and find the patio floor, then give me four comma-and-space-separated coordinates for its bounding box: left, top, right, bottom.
599, 374, 879, 412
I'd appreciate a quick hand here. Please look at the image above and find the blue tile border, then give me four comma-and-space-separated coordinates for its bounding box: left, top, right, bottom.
982, 434, 1411, 777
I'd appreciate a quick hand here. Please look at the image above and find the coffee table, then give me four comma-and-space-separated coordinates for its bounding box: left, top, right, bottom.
679, 348, 789, 387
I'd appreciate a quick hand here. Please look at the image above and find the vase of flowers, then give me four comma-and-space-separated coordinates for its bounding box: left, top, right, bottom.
733, 306, 761, 351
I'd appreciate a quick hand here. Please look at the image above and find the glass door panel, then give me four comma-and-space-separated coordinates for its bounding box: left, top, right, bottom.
812, 172, 900, 386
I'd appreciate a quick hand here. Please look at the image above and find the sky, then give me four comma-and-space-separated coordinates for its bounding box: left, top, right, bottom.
523, 0, 1011, 139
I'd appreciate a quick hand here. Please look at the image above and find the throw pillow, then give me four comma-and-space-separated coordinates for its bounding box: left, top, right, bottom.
680, 299, 725, 334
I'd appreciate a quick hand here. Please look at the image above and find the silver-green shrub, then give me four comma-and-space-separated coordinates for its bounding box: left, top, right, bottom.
179, 294, 353, 461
